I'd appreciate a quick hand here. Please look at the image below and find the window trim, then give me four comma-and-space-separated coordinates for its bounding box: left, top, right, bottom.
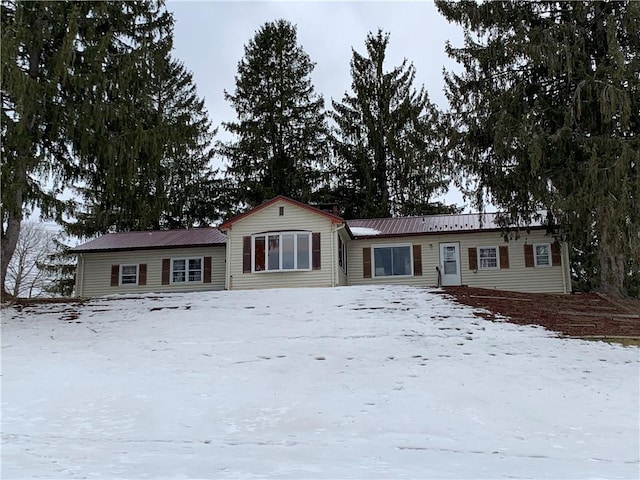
170, 257, 204, 284
119, 264, 139, 286
477, 246, 499, 270
534, 243, 551, 268
252, 231, 312, 273
372, 244, 414, 278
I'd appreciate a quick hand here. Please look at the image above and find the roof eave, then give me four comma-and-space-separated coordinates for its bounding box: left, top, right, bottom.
70, 242, 226, 254
350, 225, 547, 240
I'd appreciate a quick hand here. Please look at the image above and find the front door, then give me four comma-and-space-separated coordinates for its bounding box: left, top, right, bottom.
439, 242, 461, 286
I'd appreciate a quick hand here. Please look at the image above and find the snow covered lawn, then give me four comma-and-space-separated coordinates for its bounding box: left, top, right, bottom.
2, 285, 638, 479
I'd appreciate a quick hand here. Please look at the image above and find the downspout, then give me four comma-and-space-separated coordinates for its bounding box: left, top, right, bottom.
223, 230, 231, 290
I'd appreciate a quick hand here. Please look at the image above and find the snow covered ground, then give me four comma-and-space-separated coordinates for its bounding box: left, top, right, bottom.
2, 285, 638, 479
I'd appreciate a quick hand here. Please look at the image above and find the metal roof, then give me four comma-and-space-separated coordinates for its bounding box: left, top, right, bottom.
71, 228, 226, 253
346, 212, 544, 238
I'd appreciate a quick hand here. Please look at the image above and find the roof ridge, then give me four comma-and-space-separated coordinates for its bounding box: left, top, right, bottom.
347, 211, 500, 222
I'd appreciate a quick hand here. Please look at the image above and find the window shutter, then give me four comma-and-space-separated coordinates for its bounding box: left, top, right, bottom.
499, 246, 509, 269
162, 258, 170, 284
524, 244, 534, 268
242, 236, 251, 273
139, 264, 147, 285
468, 248, 478, 270
363, 247, 371, 278
110, 265, 119, 287
412, 244, 422, 276
312, 232, 321, 270
203, 256, 212, 283
551, 241, 562, 266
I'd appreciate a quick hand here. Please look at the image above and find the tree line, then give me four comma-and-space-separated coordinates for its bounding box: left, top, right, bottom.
2, 1, 638, 297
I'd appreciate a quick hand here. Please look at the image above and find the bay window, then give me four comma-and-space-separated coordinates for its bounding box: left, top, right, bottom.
254, 232, 311, 272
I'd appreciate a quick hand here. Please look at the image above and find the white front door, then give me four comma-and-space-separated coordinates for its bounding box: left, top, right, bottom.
439, 242, 461, 286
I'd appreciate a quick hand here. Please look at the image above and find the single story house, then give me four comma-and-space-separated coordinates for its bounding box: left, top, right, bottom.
71, 195, 572, 297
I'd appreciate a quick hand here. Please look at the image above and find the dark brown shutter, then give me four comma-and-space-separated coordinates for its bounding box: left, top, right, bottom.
242, 236, 251, 273
162, 258, 170, 284
312, 232, 321, 270
139, 264, 147, 285
203, 256, 212, 283
363, 247, 372, 278
524, 244, 534, 268
468, 247, 478, 270
412, 244, 422, 276
551, 241, 562, 266
499, 246, 509, 269
110, 265, 119, 287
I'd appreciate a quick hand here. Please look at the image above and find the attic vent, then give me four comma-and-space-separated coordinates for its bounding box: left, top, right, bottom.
279, 206, 284, 216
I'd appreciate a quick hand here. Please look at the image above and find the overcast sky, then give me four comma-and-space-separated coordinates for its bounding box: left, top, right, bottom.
167, 0, 468, 208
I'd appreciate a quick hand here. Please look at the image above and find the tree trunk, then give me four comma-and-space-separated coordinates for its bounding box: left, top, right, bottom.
598, 248, 626, 298
1, 211, 22, 299
596, 206, 628, 298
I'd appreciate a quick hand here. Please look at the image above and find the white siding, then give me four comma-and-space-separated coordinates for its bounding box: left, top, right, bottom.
77, 246, 225, 297
347, 230, 567, 293
225, 200, 337, 290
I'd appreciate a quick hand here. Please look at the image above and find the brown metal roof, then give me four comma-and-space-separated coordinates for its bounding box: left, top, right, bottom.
346, 213, 544, 238
71, 228, 226, 253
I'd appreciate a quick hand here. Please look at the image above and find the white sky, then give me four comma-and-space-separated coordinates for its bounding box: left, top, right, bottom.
167, 0, 469, 208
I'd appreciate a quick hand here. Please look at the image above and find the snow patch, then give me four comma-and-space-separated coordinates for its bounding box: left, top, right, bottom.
350, 226, 382, 236
2, 285, 638, 479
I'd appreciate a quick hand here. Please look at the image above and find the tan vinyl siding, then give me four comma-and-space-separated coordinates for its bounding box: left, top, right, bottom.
347, 230, 567, 293
77, 246, 225, 297
225, 200, 336, 290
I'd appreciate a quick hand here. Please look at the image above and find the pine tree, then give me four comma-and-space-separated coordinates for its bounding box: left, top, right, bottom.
158, 60, 221, 229
1, 0, 174, 294
221, 19, 329, 209
39, 235, 77, 298
436, 1, 639, 297
68, 53, 221, 235
331, 30, 453, 219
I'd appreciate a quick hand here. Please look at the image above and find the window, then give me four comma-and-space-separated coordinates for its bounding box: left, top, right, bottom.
120, 265, 138, 285
253, 232, 311, 272
534, 243, 551, 267
338, 236, 347, 273
373, 245, 412, 277
478, 247, 498, 269
172, 257, 203, 283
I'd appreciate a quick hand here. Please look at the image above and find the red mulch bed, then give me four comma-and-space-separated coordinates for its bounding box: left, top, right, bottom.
440, 287, 640, 338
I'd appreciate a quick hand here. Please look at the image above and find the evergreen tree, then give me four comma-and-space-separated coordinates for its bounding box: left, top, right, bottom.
39, 235, 77, 298
436, 1, 639, 297
221, 19, 329, 209
158, 60, 220, 229
1, 0, 174, 294
331, 30, 453, 219
68, 54, 221, 235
